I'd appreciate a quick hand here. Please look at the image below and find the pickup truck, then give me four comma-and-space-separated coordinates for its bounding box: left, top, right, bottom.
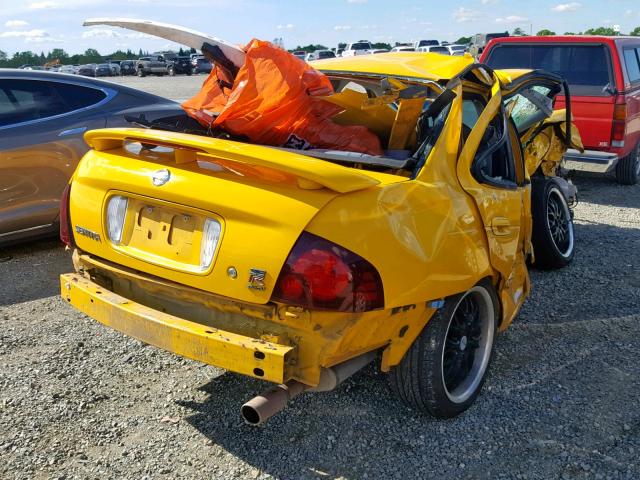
468, 32, 509, 58
341, 41, 372, 57
167, 56, 192, 75
136, 56, 168, 77
481, 35, 640, 184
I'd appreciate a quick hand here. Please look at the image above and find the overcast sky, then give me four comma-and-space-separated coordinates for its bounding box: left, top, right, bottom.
0, 0, 636, 55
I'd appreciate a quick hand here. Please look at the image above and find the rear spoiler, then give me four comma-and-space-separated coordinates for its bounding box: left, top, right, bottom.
83, 128, 381, 194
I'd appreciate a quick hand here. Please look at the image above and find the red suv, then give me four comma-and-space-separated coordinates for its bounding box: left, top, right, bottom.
481, 36, 640, 185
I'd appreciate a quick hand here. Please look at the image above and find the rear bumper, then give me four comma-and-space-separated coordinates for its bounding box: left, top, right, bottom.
60, 273, 294, 383
562, 149, 618, 173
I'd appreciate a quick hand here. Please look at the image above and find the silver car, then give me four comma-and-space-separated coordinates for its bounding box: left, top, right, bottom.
0, 70, 185, 245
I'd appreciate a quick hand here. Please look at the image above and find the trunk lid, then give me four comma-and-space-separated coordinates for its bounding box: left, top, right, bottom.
70, 128, 402, 304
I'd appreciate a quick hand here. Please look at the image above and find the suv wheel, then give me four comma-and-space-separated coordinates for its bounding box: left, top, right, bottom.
137, 68, 145, 77
168, 66, 175, 76
615, 143, 640, 185
531, 177, 575, 269
389, 281, 498, 418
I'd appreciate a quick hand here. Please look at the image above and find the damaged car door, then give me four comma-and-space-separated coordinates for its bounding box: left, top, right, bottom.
455, 67, 530, 326
500, 71, 579, 269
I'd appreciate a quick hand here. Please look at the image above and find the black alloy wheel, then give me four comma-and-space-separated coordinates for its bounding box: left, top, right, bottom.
389, 281, 498, 418
531, 177, 575, 269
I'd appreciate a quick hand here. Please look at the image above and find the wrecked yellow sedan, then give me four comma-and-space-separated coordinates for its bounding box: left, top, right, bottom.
60, 53, 581, 424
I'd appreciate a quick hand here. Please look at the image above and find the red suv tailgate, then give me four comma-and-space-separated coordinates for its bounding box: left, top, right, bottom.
554, 94, 615, 149
482, 41, 617, 150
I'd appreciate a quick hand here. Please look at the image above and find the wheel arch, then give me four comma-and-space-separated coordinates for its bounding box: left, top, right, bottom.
533, 172, 577, 205
386, 277, 500, 418
380, 275, 499, 372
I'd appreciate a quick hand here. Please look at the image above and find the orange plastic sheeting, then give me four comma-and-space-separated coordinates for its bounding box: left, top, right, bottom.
182, 39, 383, 156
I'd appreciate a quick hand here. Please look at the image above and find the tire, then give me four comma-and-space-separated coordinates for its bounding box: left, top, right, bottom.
389, 280, 498, 419
168, 67, 175, 76
531, 177, 575, 269
615, 143, 640, 185
137, 68, 145, 77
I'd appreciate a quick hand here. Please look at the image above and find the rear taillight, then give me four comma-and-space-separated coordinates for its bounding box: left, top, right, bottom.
59, 183, 74, 247
106, 195, 128, 245
272, 232, 384, 312
612, 97, 627, 148
199, 218, 222, 271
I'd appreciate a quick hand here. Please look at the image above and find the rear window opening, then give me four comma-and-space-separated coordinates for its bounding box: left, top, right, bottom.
485, 44, 613, 96
127, 75, 450, 178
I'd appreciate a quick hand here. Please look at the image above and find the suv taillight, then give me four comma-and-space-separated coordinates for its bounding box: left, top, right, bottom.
272, 232, 384, 312
612, 96, 627, 148
59, 183, 74, 248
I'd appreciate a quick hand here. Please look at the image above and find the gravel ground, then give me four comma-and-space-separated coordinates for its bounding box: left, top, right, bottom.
0, 75, 638, 479
1, 176, 638, 480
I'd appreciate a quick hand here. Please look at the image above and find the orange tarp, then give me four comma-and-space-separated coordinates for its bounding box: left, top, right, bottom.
182, 39, 383, 155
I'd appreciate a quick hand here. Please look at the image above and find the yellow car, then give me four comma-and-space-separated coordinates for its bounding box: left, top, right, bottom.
60, 53, 581, 424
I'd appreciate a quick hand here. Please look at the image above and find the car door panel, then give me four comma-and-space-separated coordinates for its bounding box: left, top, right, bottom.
0, 79, 109, 236
1, 113, 106, 235
455, 70, 528, 325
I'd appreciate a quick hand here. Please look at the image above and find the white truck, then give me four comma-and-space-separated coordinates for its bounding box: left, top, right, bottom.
341, 41, 373, 57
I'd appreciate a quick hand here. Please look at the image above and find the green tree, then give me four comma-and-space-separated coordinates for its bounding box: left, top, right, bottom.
371, 42, 392, 50
564, 32, 576, 35
512, 27, 526, 36
455, 36, 472, 44
631, 27, 640, 36
0, 50, 6, 62
10, 51, 38, 67
584, 27, 616, 35
48, 48, 69, 61
83, 48, 102, 63
537, 29, 556, 36
293, 44, 328, 53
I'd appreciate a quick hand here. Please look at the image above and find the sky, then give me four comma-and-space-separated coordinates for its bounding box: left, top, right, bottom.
0, 0, 637, 56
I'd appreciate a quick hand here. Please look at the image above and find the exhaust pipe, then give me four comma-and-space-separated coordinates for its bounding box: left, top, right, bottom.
241, 380, 307, 426
240, 350, 376, 425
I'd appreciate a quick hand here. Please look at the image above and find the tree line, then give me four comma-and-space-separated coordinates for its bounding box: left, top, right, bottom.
0, 47, 194, 68
515, 26, 640, 37
4, 26, 640, 67
454, 26, 640, 43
